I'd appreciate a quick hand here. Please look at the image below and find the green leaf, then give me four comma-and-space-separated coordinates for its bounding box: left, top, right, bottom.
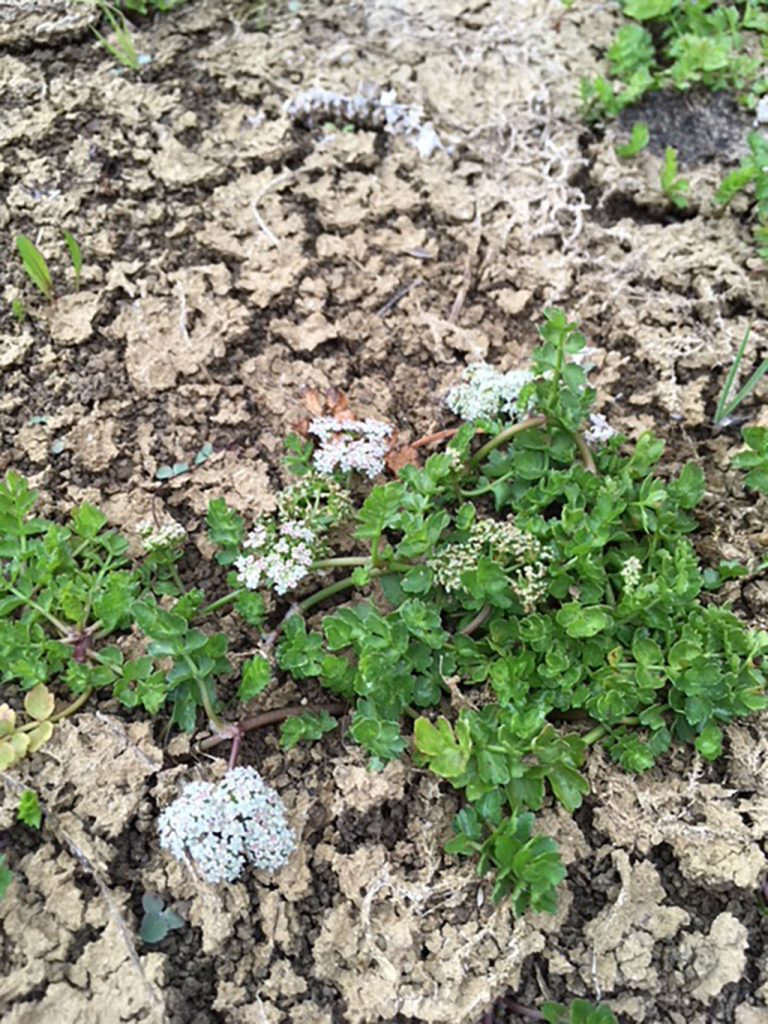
413, 717, 471, 778
71, 504, 108, 539
622, 0, 676, 18
63, 231, 82, 286
280, 711, 338, 749
23, 684, 54, 721
616, 121, 649, 158
694, 722, 723, 760
0, 855, 12, 899
556, 603, 613, 638
238, 656, 272, 700
17, 790, 42, 829
15, 235, 54, 300
206, 499, 245, 565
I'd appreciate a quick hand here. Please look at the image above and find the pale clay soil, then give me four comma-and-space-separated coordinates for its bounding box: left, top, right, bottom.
1, 1, 768, 1023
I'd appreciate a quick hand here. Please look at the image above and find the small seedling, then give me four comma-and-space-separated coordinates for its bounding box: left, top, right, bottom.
138, 893, 184, 943
660, 146, 689, 209
15, 236, 54, 301
714, 323, 768, 425
10, 298, 26, 325
16, 790, 42, 830
155, 462, 189, 480
0, 856, 12, 900
541, 999, 617, 1024
63, 232, 83, 288
90, 2, 144, 71
616, 120, 649, 158
731, 427, 768, 495
715, 131, 768, 262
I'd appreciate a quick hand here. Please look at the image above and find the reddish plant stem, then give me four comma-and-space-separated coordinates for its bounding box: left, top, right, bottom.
459, 604, 492, 637
198, 702, 348, 752
411, 427, 461, 449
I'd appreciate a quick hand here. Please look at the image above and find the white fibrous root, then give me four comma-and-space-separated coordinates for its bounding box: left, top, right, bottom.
444, 364, 535, 423
158, 766, 295, 884
309, 417, 392, 479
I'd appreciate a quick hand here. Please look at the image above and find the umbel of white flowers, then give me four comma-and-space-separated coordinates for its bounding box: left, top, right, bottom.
158, 767, 295, 884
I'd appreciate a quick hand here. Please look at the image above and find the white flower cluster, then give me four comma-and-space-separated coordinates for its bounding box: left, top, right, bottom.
620, 555, 643, 592
235, 519, 317, 595
277, 473, 352, 527
444, 364, 535, 423
158, 766, 295, 884
309, 417, 392, 479
286, 86, 444, 158
584, 412, 616, 445
137, 518, 187, 552
429, 516, 552, 611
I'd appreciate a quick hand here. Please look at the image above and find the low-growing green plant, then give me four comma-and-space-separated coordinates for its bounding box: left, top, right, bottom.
715, 131, 768, 262
731, 427, 768, 494
659, 145, 689, 208
3, 307, 767, 914
16, 790, 42, 830
138, 892, 184, 943
542, 999, 617, 1024
615, 120, 649, 158
580, 0, 767, 123
194, 308, 767, 911
15, 236, 54, 301
10, 298, 26, 325
14, 231, 84, 303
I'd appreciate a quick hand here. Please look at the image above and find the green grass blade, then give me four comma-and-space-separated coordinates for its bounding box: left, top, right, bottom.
63, 231, 82, 287
15, 235, 54, 301
715, 324, 751, 424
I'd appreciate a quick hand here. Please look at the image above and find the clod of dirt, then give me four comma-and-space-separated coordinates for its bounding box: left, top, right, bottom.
680, 911, 749, 1001
589, 749, 768, 888
581, 851, 689, 994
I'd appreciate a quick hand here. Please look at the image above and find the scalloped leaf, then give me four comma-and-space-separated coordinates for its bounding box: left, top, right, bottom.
24, 684, 55, 722
0, 704, 16, 737
0, 741, 17, 770
27, 720, 54, 753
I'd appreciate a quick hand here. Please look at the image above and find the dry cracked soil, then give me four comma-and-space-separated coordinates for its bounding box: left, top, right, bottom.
1, 1, 768, 1022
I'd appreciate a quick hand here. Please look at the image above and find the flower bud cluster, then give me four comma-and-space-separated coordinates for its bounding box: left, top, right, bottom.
277, 473, 353, 530
429, 516, 552, 611
445, 364, 535, 422
137, 518, 187, 553
620, 555, 643, 592
309, 417, 392, 479
235, 519, 317, 595
158, 766, 295, 884
584, 412, 616, 445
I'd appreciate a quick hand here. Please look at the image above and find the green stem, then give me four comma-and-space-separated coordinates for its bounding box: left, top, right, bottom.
581, 716, 639, 746
298, 574, 372, 614
460, 469, 517, 498
179, 654, 228, 733
469, 415, 548, 468
197, 588, 244, 618
311, 557, 370, 570
573, 430, 597, 474
9, 587, 70, 636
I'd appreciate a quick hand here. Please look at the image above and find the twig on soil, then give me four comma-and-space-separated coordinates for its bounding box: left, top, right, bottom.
376, 277, 424, 317
0, 772, 163, 1009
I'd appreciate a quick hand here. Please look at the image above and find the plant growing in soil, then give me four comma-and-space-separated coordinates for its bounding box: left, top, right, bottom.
541, 999, 617, 1024
580, 0, 767, 123
138, 893, 184, 944
14, 231, 83, 303
659, 145, 689, 208
715, 130, 768, 262
197, 308, 767, 913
